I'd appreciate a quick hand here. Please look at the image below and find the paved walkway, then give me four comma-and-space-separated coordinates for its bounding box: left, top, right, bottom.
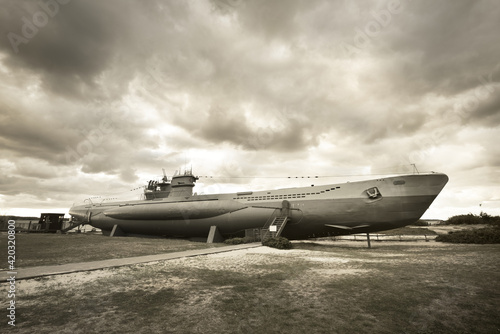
0, 243, 262, 282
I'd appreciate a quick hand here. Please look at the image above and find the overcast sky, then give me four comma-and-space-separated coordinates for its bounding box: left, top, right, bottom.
1, 0, 499, 219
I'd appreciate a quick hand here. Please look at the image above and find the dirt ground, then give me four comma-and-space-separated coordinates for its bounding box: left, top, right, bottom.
16, 240, 454, 295
7, 239, 500, 334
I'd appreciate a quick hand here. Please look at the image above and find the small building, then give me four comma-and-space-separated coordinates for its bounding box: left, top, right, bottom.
39, 213, 65, 232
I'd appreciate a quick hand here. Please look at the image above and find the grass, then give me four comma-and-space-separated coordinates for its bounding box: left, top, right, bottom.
381, 226, 438, 235
0, 232, 224, 269
4, 240, 499, 333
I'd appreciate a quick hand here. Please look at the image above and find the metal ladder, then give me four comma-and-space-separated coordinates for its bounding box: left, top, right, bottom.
60, 221, 86, 233
261, 216, 288, 241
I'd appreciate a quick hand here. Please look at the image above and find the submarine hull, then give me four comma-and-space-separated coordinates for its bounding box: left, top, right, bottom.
69, 173, 448, 239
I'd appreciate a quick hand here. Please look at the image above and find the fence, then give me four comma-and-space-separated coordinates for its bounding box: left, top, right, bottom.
0, 220, 94, 233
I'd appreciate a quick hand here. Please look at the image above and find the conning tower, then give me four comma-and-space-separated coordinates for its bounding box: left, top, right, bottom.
170, 169, 198, 197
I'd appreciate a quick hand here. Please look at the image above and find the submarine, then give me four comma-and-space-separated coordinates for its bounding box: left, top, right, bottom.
69, 169, 448, 240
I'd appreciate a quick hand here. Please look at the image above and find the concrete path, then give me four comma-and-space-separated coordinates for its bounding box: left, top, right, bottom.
0, 243, 262, 282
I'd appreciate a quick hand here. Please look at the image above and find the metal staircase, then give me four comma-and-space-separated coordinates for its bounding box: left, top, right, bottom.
60, 209, 90, 233
60, 221, 86, 233
261, 216, 288, 241
259, 200, 291, 241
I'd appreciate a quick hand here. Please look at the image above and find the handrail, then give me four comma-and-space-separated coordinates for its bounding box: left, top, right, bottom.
262, 208, 280, 230
84, 198, 94, 208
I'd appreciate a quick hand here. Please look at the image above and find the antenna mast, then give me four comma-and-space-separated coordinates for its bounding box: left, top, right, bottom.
411, 164, 419, 174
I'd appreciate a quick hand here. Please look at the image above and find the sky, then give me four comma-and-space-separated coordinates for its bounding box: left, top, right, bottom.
1, 0, 499, 219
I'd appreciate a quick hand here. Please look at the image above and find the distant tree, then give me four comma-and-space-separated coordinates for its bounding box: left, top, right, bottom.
445, 214, 482, 225
445, 213, 500, 226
